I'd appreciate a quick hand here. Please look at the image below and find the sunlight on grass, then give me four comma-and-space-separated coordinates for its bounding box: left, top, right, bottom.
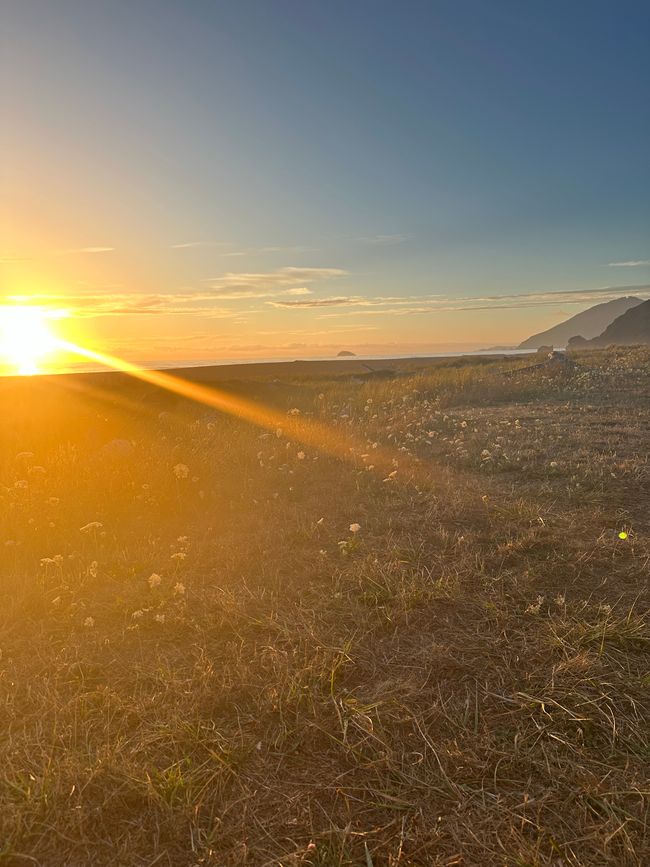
0, 344, 648, 864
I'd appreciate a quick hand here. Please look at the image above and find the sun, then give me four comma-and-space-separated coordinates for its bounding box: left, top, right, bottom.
0, 306, 66, 375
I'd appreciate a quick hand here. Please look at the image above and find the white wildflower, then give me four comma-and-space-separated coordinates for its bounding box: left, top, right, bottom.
173, 463, 189, 479
525, 595, 544, 615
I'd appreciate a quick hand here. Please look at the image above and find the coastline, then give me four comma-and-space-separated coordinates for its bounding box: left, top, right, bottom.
0, 349, 535, 382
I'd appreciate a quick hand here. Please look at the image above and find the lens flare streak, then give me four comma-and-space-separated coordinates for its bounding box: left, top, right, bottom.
59, 339, 425, 484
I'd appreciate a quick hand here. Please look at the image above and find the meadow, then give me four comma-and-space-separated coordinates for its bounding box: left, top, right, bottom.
0, 347, 649, 866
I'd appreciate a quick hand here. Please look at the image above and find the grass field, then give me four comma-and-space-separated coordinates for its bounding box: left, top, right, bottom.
1, 347, 649, 866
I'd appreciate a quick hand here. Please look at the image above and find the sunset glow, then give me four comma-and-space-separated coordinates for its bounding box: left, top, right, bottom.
1, 3, 648, 862
0, 306, 66, 375
4, 3, 648, 364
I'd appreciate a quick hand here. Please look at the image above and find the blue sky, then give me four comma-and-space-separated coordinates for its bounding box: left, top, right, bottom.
2, 0, 649, 360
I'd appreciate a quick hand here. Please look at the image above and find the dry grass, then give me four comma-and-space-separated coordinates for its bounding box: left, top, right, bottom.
0, 347, 649, 865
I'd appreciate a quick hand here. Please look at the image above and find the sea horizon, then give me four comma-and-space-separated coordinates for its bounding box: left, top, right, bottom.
4, 346, 537, 377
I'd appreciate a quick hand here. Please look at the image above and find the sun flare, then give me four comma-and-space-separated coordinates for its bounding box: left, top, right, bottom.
0, 305, 66, 375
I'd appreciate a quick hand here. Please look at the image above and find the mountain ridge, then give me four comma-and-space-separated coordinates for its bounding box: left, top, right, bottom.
569, 298, 650, 347
517, 296, 643, 349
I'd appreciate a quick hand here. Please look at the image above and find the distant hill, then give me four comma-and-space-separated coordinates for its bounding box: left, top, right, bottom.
517, 296, 643, 349
479, 345, 517, 352
569, 298, 650, 347
337, 350, 356, 357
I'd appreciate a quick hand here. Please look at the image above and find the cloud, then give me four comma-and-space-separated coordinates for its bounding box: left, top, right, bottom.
203, 287, 313, 301
449, 284, 650, 306
268, 293, 443, 310
427, 284, 650, 308
607, 260, 650, 267
171, 242, 316, 256
59, 247, 114, 254
10, 292, 241, 319
318, 306, 438, 318
15, 266, 348, 317
203, 266, 347, 298
15, 281, 648, 325
268, 296, 359, 309
170, 241, 230, 249
315, 285, 650, 318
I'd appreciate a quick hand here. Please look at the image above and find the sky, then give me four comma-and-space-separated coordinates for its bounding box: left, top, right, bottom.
2, 0, 649, 365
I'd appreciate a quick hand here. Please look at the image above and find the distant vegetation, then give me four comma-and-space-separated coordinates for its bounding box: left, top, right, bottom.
1, 347, 649, 865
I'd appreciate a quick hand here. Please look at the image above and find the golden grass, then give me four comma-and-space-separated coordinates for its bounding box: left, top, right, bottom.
0, 347, 649, 865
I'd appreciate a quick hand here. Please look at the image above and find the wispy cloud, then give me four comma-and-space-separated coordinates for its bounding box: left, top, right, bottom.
202, 266, 347, 298
7, 292, 241, 319
11, 281, 647, 325
432, 284, 650, 307
268, 294, 441, 310
357, 234, 408, 246
59, 247, 114, 255
318, 306, 437, 318
313, 285, 650, 318
20, 267, 349, 316
607, 260, 650, 267
203, 287, 313, 301
268, 296, 358, 309
170, 241, 230, 249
